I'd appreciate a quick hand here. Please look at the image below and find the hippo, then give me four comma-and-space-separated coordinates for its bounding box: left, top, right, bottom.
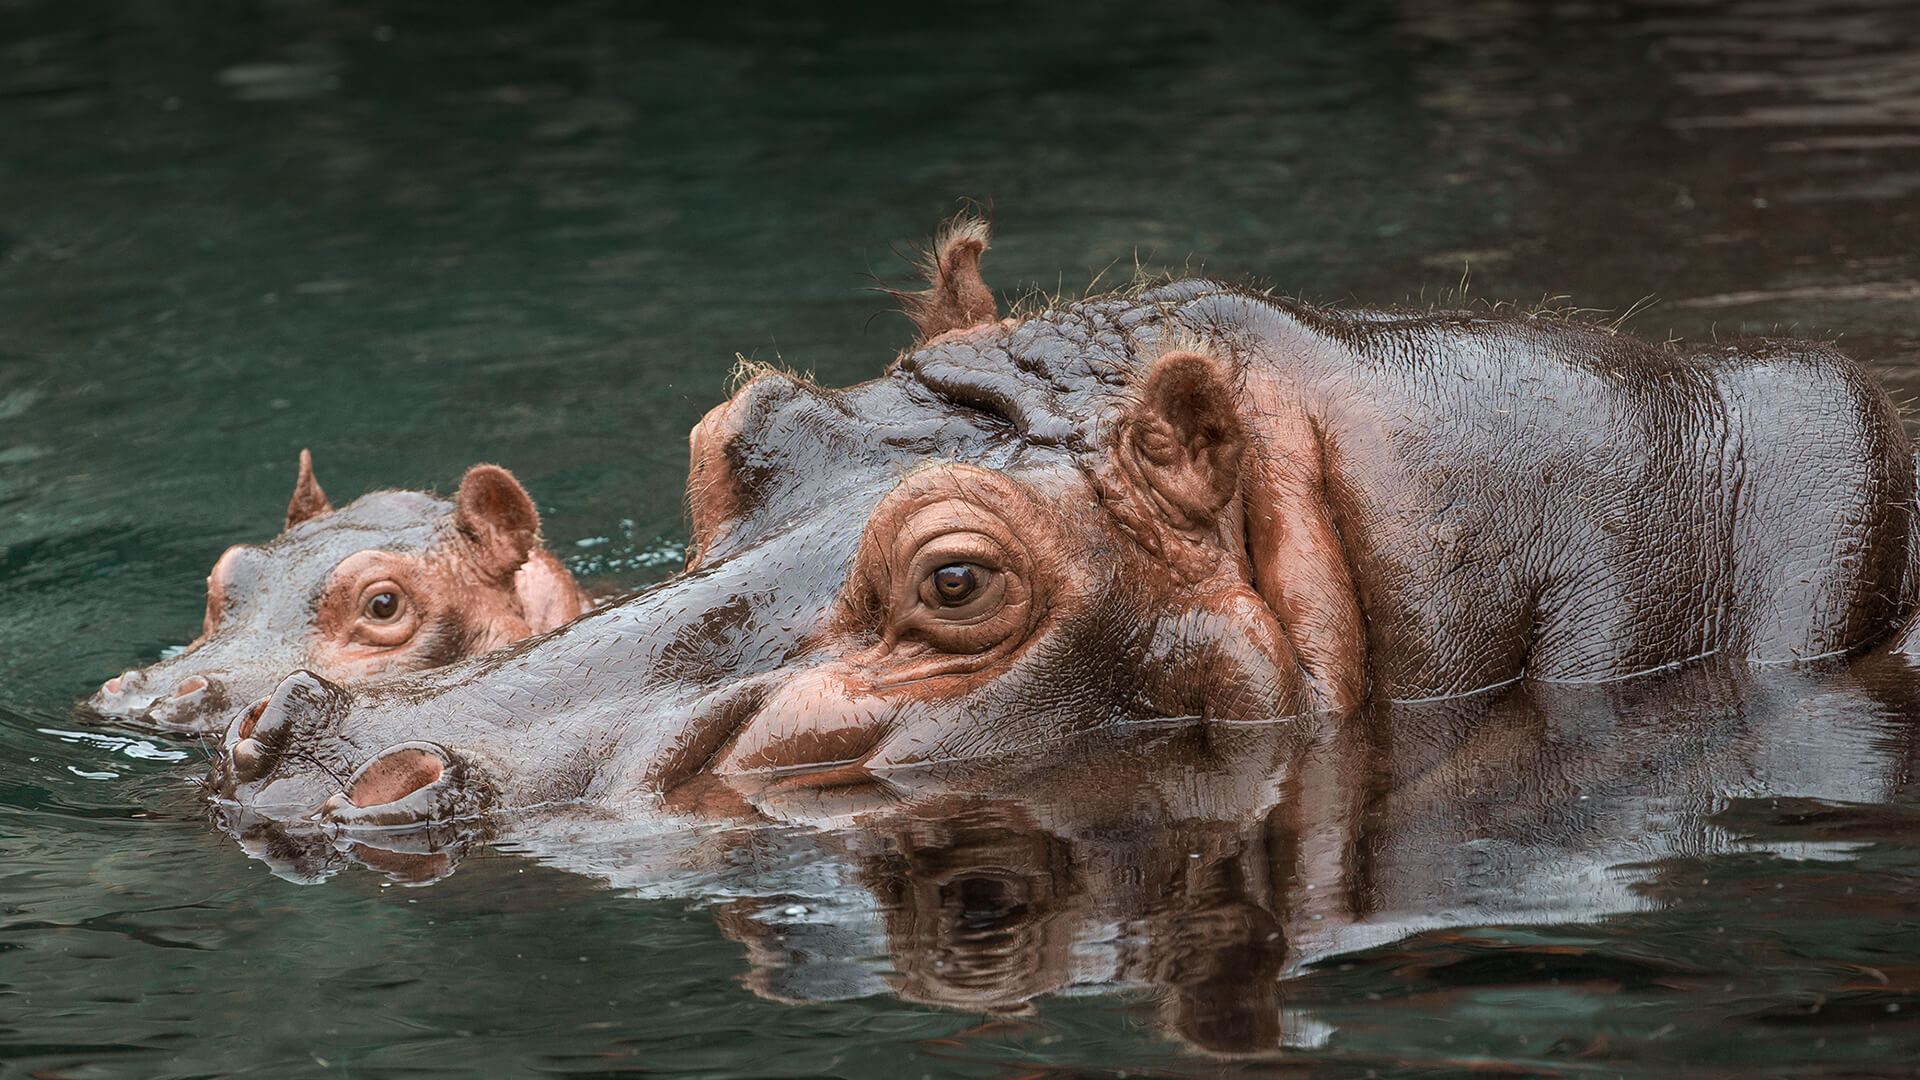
207, 216, 1920, 826
86, 451, 592, 733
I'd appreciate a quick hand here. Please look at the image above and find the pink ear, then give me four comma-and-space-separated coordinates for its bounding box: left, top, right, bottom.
514, 549, 592, 633
1120, 351, 1247, 529
453, 465, 540, 580
286, 448, 333, 529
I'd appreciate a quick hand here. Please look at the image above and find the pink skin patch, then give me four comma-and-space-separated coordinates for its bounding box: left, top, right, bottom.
345, 747, 445, 809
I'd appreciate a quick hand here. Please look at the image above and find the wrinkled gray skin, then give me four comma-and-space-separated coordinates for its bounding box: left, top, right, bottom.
208, 279, 1920, 829
88, 493, 451, 732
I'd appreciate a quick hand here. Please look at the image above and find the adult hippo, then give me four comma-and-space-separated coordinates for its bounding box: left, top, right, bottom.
208, 217, 1920, 824
86, 452, 591, 733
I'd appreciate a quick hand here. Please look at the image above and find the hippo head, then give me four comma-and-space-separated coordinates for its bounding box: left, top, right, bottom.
87, 452, 591, 733
208, 219, 1338, 830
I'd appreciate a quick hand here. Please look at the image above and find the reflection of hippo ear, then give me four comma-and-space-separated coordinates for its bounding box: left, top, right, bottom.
895, 212, 998, 342
453, 465, 541, 581
285, 448, 333, 529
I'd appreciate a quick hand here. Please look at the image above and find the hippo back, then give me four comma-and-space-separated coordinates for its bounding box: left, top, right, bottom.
1176, 289, 1918, 696
897, 282, 1918, 699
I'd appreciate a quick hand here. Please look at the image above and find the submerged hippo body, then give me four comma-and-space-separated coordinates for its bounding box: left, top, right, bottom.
88, 453, 591, 733
211, 219, 1920, 823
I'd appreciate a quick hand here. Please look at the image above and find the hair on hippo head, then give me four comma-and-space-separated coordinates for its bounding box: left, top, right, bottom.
888, 210, 1000, 344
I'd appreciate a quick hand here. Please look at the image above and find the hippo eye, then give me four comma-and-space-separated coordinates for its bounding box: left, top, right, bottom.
932, 564, 979, 605
345, 576, 420, 647
364, 591, 403, 621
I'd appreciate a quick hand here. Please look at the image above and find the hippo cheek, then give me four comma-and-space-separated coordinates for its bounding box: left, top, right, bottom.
712, 669, 900, 789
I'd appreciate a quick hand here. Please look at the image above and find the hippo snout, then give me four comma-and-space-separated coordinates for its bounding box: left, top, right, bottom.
87, 667, 233, 732
214, 670, 353, 798
212, 670, 497, 832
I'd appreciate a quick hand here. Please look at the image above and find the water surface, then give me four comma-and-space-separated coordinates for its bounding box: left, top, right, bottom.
5, 1, 1920, 1076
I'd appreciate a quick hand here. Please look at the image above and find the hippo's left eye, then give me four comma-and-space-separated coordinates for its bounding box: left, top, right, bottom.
932, 564, 980, 605
337, 571, 423, 649
863, 489, 1040, 662
363, 590, 404, 622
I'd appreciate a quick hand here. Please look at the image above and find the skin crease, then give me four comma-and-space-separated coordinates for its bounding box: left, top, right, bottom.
85, 453, 592, 733
208, 216, 1920, 829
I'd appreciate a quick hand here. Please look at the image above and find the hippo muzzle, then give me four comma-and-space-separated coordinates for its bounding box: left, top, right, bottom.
88, 665, 233, 733
213, 670, 502, 825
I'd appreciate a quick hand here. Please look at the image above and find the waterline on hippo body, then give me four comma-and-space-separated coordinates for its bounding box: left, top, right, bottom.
208, 220, 1920, 829
206, 657, 1917, 1050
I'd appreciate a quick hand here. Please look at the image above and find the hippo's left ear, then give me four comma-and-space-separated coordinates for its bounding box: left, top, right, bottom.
896, 212, 998, 343
285, 448, 333, 530
1115, 350, 1247, 531
453, 465, 541, 581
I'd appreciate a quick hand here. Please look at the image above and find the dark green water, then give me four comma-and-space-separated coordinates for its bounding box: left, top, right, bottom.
5, 1, 1920, 1076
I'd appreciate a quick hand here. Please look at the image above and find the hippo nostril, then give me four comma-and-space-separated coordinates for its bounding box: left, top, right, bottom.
224, 696, 278, 785
223, 695, 285, 786
220, 671, 354, 791
318, 742, 461, 828
342, 745, 444, 809
172, 676, 208, 699
233, 697, 269, 743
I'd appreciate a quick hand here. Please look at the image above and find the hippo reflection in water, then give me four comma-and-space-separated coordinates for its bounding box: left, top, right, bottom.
218, 658, 1920, 1055
85, 452, 591, 733
211, 215, 1920, 826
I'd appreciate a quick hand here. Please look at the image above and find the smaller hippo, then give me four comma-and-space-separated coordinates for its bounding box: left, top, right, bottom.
85, 451, 592, 733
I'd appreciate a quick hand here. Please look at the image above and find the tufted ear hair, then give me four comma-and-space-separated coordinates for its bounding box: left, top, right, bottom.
1117, 350, 1248, 530
454, 465, 541, 581
894, 212, 999, 343
285, 448, 333, 529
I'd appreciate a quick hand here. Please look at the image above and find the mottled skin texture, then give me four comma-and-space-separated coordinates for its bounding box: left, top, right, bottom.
86, 453, 591, 733
207, 221, 1920, 827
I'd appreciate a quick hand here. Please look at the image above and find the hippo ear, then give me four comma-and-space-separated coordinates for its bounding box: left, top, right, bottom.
513, 550, 591, 633
285, 448, 333, 529
453, 465, 540, 581
1117, 350, 1247, 529
895, 212, 998, 342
